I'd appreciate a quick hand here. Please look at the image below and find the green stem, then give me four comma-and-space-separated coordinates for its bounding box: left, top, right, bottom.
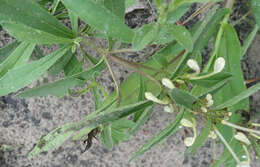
214, 126, 241, 164
104, 55, 121, 107
222, 120, 260, 135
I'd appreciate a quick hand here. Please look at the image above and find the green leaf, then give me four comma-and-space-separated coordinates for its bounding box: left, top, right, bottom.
126, 0, 137, 8
0, 42, 35, 77
72, 126, 95, 141
170, 25, 193, 52
189, 72, 232, 88
130, 105, 154, 135
132, 24, 157, 51
64, 55, 83, 76
1, 22, 73, 44
28, 123, 76, 158
250, 137, 260, 159
0, 0, 74, 44
215, 83, 260, 110
170, 88, 197, 110
130, 109, 184, 161
104, 0, 125, 21
186, 119, 212, 155
0, 46, 70, 96
214, 24, 249, 111
166, 3, 191, 24
101, 124, 114, 149
61, 0, 134, 43
93, 86, 103, 111
251, 0, 260, 27
88, 101, 152, 127
133, 76, 147, 122
111, 119, 136, 130
68, 9, 78, 36
170, 7, 229, 79
241, 24, 259, 58
49, 50, 73, 76
17, 59, 106, 98
0, 40, 20, 63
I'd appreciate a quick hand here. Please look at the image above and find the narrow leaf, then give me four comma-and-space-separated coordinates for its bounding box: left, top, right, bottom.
104, 0, 125, 21
186, 119, 212, 155
132, 24, 156, 51
0, 0, 74, 43
251, 0, 260, 27
170, 25, 193, 52
189, 72, 232, 88
0, 46, 70, 96
130, 105, 154, 135
88, 101, 152, 127
28, 123, 76, 157
130, 110, 184, 161
61, 0, 134, 43
215, 83, 260, 110
170, 88, 197, 110
0, 40, 20, 63
17, 59, 106, 97
0, 42, 35, 77
241, 24, 258, 58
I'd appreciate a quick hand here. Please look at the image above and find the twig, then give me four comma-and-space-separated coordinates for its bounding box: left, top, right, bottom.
104, 55, 121, 107
182, 2, 215, 25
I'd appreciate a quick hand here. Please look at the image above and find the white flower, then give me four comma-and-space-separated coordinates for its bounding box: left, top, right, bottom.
181, 119, 193, 127
213, 57, 225, 73
208, 131, 217, 139
184, 137, 195, 147
236, 161, 250, 167
201, 107, 207, 113
187, 59, 200, 74
228, 112, 232, 116
234, 132, 251, 145
145, 92, 168, 104
161, 78, 175, 89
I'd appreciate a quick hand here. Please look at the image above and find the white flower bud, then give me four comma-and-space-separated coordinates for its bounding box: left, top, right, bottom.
187, 59, 200, 74
209, 131, 217, 139
206, 94, 212, 101
164, 106, 172, 113
181, 119, 193, 127
228, 112, 232, 116
234, 132, 251, 145
236, 161, 250, 167
161, 78, 175, 89
206, 94, 214, 107
201, 107, 207, 113
145, 92, 168, 104
214, 57, 225, 73
184, 137, 195, 147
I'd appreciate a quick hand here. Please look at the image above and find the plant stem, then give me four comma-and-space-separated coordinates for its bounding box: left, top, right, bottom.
183, 2, 215, 25
108, 54, 162, 87
109, 49, 135, 54
232, 10, 252, 26
242, 144, 250, 164
222, 120, 260, 135
214, 127, 241, 164
104, 55, 121, 107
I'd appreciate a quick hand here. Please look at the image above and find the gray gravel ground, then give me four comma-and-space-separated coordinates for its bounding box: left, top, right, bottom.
0, 1, 260, 167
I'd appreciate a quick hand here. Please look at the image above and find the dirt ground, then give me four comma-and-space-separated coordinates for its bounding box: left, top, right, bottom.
0, 1, 260, 167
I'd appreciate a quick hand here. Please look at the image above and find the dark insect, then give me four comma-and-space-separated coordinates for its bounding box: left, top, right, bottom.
82, 128, 100, 153
235, 109, 251, 124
